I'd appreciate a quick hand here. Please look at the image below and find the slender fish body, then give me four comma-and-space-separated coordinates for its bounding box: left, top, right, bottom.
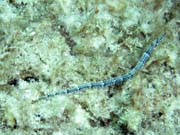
37, 33, 166, 101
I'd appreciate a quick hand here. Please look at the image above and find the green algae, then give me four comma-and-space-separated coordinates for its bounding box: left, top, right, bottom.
0, 0, 180, 135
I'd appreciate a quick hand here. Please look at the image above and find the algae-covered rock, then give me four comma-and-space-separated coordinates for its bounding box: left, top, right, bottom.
0, 0, 179, 134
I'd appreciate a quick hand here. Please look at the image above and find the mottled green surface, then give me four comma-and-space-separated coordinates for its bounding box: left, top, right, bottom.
0, 0, 180, 135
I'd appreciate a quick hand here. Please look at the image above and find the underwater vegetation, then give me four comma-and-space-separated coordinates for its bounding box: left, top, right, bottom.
0, 0, 180, 135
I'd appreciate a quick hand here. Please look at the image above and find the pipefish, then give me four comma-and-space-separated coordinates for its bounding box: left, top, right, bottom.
36, 33, 166, 102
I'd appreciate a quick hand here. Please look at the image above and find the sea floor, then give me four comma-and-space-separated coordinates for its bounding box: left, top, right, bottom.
0, 0, 179, 135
